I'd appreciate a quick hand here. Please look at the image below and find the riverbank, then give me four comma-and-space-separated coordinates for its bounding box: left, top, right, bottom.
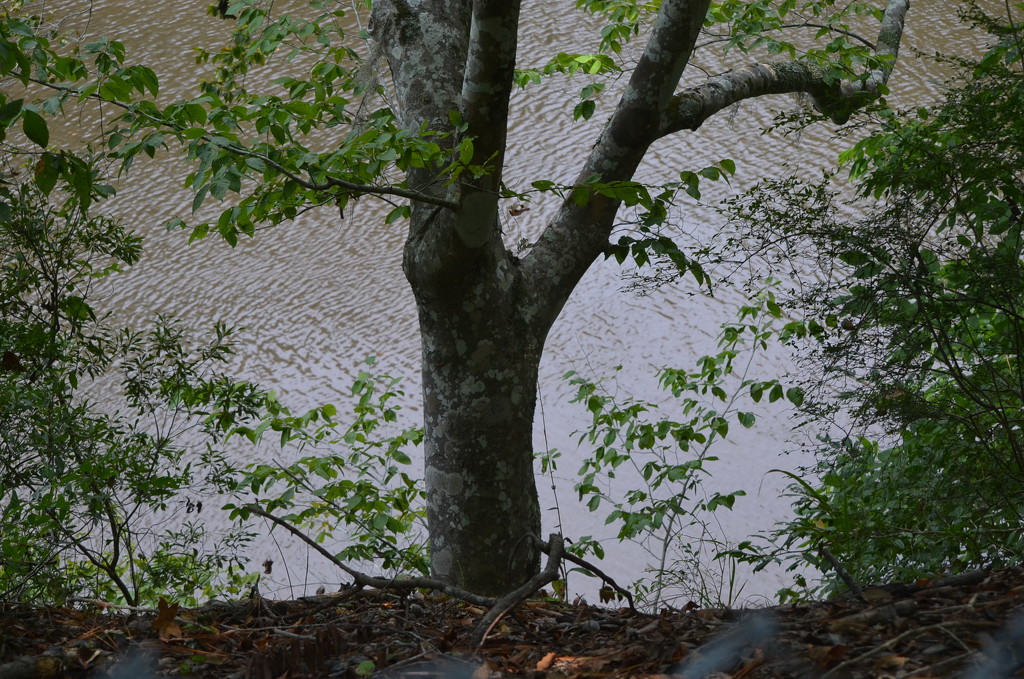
1, 566, 1020, 678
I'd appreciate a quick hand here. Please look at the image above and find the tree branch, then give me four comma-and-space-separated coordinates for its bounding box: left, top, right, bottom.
20, 74, 461, 211
369, 0, 471, 133
452, 0, 522, 248
593, 0, 712, 154
780, 22, 876, 50
460, 0, 520, 169
551, 541, 637, 612
660, 0, 910, 132
522, 0, 711, 317
660, 60, 847, 132
698, 23, 877, 52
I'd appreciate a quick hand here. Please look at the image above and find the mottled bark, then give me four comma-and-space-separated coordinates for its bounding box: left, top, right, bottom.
368, 0, 910, 595
414, 238, 544, 593
660, 0, 911, 131
372, 0, 542, 594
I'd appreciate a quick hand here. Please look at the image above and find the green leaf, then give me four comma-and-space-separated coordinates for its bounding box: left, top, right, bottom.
385, 205, 410, 224
0, 98, 23, 126
698, 166, 721, 181
458, 138, 474, 165
573, 99, 597, 121
678, 170, 701, 199
61, 296, 94, 321
130, 64, 159, 96
22, 109, 48, 148
33, 154, 59, 195
71, 166, 93, 211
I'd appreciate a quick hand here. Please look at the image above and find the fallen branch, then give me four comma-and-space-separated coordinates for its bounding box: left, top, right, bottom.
242, 504, 495, 607
544, 538, 637, 612
244, 506, 629, 646
471, 534, 564, 647
818, 545, 863, 599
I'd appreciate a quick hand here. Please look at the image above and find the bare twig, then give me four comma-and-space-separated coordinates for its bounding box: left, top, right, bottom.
818, 544, 864, 599
220, 623, 316, 641
820, 620, 1002, 679
67, 598, 152, 612
545, 539, 637, 612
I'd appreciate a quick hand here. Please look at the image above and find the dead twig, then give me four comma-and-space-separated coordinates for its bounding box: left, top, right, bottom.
220, 623, 317, 641
818, 545, 863, 599
471, 534, 564, 648
820, 620, 1002, 679
543, 539, 637, 612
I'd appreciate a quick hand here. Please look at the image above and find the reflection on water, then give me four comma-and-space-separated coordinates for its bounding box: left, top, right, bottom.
41, 0, 985, 600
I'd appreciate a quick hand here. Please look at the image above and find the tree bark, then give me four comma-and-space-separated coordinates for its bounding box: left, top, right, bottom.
412, 236, 545, 593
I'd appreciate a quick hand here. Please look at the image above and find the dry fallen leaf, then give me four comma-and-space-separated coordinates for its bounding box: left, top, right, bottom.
874, 654, 909, 671
152, 597, 182, 640
536, 651, 556, 671
806, 643, 850, 668
861, 586, 895, 604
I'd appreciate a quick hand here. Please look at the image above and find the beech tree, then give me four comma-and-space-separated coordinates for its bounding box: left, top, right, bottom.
2, 0, 909, 595
362, 0, 908, 594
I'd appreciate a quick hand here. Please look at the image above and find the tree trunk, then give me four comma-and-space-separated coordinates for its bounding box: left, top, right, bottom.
367, 0, 910, 596
407, 215, 545, 595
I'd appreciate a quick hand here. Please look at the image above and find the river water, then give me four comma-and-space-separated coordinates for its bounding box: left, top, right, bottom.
42, 0, 991, 602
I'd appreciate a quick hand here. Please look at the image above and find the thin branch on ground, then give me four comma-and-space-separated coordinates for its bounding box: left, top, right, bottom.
820, 620, 1003, 679
472, 534, 564, 648
545, 539, 637, 612
242, 504, 495, 607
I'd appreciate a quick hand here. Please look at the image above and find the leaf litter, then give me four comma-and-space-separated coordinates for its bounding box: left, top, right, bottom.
2, 566, 1024, 678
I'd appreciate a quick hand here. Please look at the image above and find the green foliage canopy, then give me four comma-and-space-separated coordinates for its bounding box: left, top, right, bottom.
720, 3, 1024, 597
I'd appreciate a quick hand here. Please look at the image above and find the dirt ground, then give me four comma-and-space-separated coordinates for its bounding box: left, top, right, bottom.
2, 566, 1024, 678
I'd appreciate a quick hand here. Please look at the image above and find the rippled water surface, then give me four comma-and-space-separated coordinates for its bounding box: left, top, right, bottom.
43, 0, 991, 600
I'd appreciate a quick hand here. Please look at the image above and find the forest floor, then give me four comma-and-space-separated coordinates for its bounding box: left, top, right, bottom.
2, 566, 1024, 679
